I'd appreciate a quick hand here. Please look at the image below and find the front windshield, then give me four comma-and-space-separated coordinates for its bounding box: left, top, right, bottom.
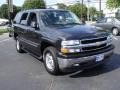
40, 10, 82, 26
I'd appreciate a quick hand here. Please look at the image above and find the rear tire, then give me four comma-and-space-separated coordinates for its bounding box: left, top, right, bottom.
43, 46, 60, 75
16, 38, 24, 53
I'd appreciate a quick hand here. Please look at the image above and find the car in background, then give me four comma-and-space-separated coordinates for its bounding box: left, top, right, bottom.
0, 19, 9, 26
93, 17, 120, 36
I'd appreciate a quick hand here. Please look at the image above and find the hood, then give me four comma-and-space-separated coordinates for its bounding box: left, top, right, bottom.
47, 24, 109, 40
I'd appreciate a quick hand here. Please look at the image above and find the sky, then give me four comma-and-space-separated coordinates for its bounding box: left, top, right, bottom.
0, 0, 107, 10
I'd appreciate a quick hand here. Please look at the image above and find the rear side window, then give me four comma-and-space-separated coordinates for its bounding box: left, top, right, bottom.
106, 18, 113, 23
21, 13, 28, 21
14, 12, 22, 24
20, 13, 28, 25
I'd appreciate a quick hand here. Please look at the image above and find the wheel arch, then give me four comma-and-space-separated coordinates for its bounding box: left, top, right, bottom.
40, 41, 55, 55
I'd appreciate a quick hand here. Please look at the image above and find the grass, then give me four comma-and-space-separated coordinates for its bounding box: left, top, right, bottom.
0, 29, 9, 35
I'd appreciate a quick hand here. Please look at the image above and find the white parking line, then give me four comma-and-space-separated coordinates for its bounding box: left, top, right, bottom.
0, 38, 11, 43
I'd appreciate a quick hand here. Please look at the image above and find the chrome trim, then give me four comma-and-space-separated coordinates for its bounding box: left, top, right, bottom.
62, 40, 108, 48
20, 38, 39, 47
80, 40, 107, 47
81, 36, 107, 41
82, 45, 108, 52
62, 37, 108, 52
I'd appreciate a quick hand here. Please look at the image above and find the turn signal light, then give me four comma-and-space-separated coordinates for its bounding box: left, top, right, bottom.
61, 48, 69, 53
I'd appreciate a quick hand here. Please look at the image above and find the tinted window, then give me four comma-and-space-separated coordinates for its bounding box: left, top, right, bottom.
20, 13, 28, 25
21, 13, 28, 21
40, 11, 81, 26
27, 12, 37, 26
14, 12, 22, 24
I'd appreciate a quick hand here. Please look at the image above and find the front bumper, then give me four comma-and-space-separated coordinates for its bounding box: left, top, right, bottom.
57, 47, 114, 70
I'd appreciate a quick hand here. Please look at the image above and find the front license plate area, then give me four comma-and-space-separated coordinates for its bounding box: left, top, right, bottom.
96, 54, 104, 62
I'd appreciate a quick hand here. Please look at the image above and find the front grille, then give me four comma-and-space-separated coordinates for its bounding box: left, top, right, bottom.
81, 37, 108, 52
81, 37, 107, 44
82, 43, 107, 52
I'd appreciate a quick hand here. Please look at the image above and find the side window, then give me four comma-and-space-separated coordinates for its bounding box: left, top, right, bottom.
14, 12, 22, 24
20, 13, 28, 25
27, 12, 37, 28
97, 18, 106, 23
106, 18, 112, 23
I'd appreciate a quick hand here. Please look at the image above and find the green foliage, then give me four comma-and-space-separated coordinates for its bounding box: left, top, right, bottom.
89, 7, 97, 20
0, 4, 8, 19
57, 3, 67, 9
22, 0, 46, 10
0, 4, 21, 19
89, 7, 97, 16
0, 29, 8, 35
68, 3, 87, 18
96, 10, 105, 18
107, 0, 120, 9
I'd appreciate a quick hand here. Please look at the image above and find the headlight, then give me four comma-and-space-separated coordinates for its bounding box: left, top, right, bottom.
107, 34, 113, 46
61, 40, 81, 53
61, 40, 80, 46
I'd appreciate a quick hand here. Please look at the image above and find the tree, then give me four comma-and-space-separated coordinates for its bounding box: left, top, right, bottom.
107, 0, 120, 9
57, 3, 67, 9
0, 4, 8, 19
89, 7, 97, 21
96, 10, 105, 18
22, 0, 46, 10
68, 3, 87, 19
0, 4, 21, 19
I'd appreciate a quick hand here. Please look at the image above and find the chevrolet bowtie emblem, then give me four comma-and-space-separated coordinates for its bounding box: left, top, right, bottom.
96, 42, 101, 46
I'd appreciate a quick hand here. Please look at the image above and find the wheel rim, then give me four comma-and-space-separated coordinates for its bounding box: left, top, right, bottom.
45, 53, 54, 71
16, 40, 20, 50
113, 28, 118, 35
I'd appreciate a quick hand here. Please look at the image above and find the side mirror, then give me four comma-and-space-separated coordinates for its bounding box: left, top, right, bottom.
31, 21, 38, 29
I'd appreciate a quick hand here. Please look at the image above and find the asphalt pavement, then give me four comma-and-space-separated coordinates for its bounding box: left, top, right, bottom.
0, 33, 120, 90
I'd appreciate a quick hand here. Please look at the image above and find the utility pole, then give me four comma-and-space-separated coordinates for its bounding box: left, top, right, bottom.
7, 0, 10, 24
81, 0, 83, 19
7, 0, 13, 24
99, 0, 101, 18
87, 0, 90, 21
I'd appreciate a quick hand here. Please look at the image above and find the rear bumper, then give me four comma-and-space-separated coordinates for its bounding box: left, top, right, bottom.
57, 49, 114, 70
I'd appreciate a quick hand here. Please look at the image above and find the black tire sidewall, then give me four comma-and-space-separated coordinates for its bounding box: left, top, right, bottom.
43, 47, 59, 75
16, 38, 24, 53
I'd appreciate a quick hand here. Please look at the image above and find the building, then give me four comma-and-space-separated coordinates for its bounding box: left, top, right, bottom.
104, 8, 120, 18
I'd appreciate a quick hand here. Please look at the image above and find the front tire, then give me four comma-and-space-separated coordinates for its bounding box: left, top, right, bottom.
16, 38, 24, 53
43, 47, 60, 75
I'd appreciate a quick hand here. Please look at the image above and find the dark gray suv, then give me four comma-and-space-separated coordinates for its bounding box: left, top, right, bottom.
11, 9, 114, 75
